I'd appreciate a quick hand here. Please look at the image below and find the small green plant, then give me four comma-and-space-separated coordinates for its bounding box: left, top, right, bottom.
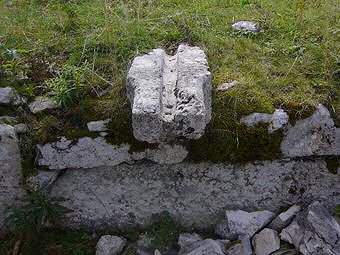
5, 185, 70, 234
43, 64, 88, 107
334, 204, 340, 217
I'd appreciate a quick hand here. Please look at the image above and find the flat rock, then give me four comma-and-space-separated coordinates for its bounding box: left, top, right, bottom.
87, 119, 111, 132
0, 124, 25, 228
95, 235, 126, 255
281, 104, 339, 157
28, 96, 58, 113
252, 228, 280, 255
232, 21, 260, 32
268, 204, 301, 231
49, 159, 339, 230
215, 209, 275, 239
127, 44, 211, 143
0, 87, 21, 105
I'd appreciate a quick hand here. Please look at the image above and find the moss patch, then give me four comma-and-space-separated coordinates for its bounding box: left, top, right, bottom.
326, 156, 339, 174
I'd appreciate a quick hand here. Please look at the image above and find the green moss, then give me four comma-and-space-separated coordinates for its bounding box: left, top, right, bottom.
64, 128, 97, 140
0, 105, 17, 116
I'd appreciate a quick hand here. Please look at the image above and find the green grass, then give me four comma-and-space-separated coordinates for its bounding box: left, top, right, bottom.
0, 0, 339, 164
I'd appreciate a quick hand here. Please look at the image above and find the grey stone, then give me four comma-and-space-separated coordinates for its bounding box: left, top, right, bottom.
178, 233, 203, 253
179, 239, 225, 255
87, 119, 111, 132
232, 21, 260, 32
28, 96, 58, 113
0, 124, 25, 228
227, 235, 252, 255
49, 159, 339, 230
281, 104, 339, 157
0, 87, 21, 105
95, 235, 126, 255
240, 109, 289, 133
217, 80, 238, 91
268, 109, 289, 133
268, 205, 301, 231
252, 228, 280, 255
26, 170, 60, 188
13, 123, 28, 134
145, 144, 188, 164
37, 137, 131, 170
215, 209, 275, 239
127, 44, 211, 143
280, 202, 340, 255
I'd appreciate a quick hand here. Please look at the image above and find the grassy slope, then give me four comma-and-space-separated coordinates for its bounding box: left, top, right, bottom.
0, 0, 339, 163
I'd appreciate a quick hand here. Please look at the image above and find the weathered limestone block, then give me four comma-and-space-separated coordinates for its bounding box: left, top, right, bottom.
50, 159, 339, 230
0, 124, 25, 228
252, 228, 280, 255
95, 235, 126, 255
127, 44, 212, 143
281, 104, 339, 157
232, 21, 260, 32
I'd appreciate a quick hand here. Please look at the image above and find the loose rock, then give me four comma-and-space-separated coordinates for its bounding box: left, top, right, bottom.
87, 119, 111, 132
96, 235, 126, 255
216, 80, 238, 91
232, 21, 260, 32
127, 44, 212, 143
268, 205, 301, 231
215, 209, 275, 239
226, 235, 252, 255
178, 239, 225, 255
252, 228, 280, 255
28, 96, 58, 113
0, 87, 21, 105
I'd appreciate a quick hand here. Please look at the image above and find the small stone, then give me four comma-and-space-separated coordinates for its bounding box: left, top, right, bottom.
178, 233, 203, 253
87, 119, 111, 132
179, 239, 225, 255
252, 228, 280, 255
95, 235, 126, 255
127, 44, 211, 143
240, 113, 272, 127
227, 235, 252, 255
215, 209, 275, 239
217, 80, 238, 91
232, 21, 260, 32
28, 96, 58, 113
145, 144, 188, 164
268, 109, 289, 133
13, 123, 28, 134
280, 220, 304, 248
0, 87, 21, 105
26, 170, 60, 188
268, 205, 301, 231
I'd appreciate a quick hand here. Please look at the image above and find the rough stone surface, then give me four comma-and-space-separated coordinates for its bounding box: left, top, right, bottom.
13, 123, 28, 134
0, 124, 25, 228
281, 104, 339, 157
127, 44, 211, 143
226, 235, 252, 255
26, 170, 60, 188
49, 159, 339, 230
240, 109, 289, 133
178, 233, 203, 253
252, 228, 280, 255
232, 21, 260, 32
178, 239, 225, 255
268, 204, 301, 231
38, 137, 189, 169
215, 209, 275, 239
280, 202, 340, 255
95, 235, 126, 255
28, 96, 58, 113
87, 119, 110, 132
216, 80, 238, 91
0, 87, 21, 105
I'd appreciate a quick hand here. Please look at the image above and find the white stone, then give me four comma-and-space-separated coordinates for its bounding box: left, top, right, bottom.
268, 205, 301, 231
0, 87, 21, 105
0, 124, 25, 228
28, 96, 58, 113
95, 235, 126, 255
253, 228, 280, 255
87, 119, 111, 132
281, 104, 339, 157
280, 220, 304, 248
215, 209, 275, 239
127, 44, 212, 143
37, 137, 131, 170
217, 80, 238, 91
232, 21, 260, 32
179, 239, 225, 255
240, 113, 272, 127
269, 109, 289, 133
